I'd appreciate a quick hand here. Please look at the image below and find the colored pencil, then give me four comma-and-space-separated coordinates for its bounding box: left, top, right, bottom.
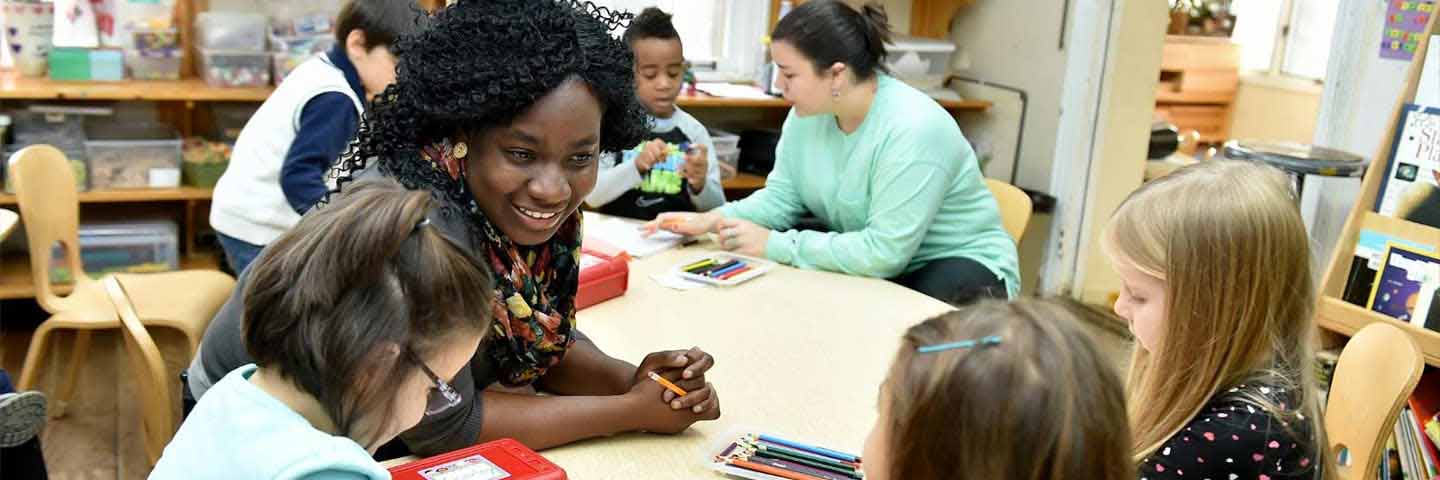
754, 448, 862, 478
727, 459, 824, 480
758, 435, 861, 463
758, 443, 860, 470
682, 258, 715, 272
717, 265, 753, 280
708, 261, 747, 278
740, 454, 852, 480
646, 371, 688, 397
695, 259, 739, 276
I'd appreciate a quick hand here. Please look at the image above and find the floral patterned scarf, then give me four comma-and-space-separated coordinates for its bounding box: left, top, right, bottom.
418, 139, 581, 386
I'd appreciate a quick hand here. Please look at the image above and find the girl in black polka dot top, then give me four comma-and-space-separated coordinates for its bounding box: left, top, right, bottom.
1103, 161, 1330, 480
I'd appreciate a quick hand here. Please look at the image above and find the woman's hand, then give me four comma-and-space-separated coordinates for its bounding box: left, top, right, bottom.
644, 211, 723, 237
631, 347, 716, 409
681, 144, 710, 192
717, 217, 771, 257
624, 373, 721, 434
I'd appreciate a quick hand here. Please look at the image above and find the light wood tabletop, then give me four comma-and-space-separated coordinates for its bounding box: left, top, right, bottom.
386, 224, 954, 478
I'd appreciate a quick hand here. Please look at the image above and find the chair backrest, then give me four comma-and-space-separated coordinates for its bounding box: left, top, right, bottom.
1325, 322, 1424, 480
984, 178, 1032, 243
103, 275, 175, 466
0, 208, 18, 241
9, 145, 90, 313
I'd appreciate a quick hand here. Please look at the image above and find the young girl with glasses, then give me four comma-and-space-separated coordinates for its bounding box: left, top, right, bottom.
151, 178, 493, 479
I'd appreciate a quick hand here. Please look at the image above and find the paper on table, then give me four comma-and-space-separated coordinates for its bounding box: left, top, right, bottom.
695, 83, 776, 100
585, 217, 682, 258
651, 271, 709, 291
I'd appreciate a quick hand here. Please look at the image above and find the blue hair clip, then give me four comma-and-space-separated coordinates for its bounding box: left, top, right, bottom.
917, 335, 1003, 354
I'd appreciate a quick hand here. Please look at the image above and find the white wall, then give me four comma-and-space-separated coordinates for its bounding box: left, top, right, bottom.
1228, 75, 1324, 144
944, 0, 1070, 193
1068, 0, 1167, 304
1307, 0, 1415, 276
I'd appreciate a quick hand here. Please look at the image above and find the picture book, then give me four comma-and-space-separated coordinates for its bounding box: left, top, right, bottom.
1368, 243, 1440, 324
1376, 104, 1440, 230
1343, 229, 1436, 307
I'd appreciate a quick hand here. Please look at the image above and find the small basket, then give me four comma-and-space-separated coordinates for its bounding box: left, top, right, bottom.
183, 161, 228, 188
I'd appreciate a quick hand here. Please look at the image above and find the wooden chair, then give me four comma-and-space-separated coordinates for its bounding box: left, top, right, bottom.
103, 275, 173, 466
1325, 322, 1425, 480
985, 178, 1032, 243
9, 145, 235, 415
0, 208, 19, 241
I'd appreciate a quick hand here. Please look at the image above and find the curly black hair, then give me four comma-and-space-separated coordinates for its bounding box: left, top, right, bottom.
329, 0, 649, 208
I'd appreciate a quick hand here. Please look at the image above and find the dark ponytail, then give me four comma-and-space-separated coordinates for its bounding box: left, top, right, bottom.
772, 0, 891, 80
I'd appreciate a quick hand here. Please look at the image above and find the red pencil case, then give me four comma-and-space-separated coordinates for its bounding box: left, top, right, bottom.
387, 438, 566, 480
576, 247, 629, 310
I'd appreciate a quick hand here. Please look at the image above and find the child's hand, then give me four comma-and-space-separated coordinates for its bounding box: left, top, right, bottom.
717, 217, 770, 257
633, 139, 667, 174
625, 371, 721, 434
643, 211, 722, 237
682, 144, 709, 192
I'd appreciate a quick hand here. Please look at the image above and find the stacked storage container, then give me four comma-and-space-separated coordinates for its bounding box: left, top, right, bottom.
197, 12, 271, 87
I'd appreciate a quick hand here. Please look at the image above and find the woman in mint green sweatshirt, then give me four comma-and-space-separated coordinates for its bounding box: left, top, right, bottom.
648, 0, 1019, 303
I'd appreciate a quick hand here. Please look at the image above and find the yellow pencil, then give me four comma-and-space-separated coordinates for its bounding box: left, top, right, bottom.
648, 371, 688, 397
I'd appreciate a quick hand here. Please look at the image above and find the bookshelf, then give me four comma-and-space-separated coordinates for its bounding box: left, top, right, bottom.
1317, 10, 1440, 367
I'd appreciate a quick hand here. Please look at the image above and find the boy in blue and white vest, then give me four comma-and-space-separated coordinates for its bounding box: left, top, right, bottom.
210, 0, 426, 273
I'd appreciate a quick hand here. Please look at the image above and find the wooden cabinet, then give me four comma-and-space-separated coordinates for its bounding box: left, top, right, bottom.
1154, 35, 1240, 144
769, 0, 975, 38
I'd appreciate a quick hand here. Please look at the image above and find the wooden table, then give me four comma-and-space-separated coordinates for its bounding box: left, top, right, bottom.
384, 231, 954, 477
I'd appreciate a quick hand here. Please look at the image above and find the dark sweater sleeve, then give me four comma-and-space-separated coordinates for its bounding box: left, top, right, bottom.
1138, 397, 1318, 479
280, 92, 359, 215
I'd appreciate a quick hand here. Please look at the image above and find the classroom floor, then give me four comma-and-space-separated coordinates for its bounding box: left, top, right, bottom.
0, 299, 1134, 480
0, 300, 191, 480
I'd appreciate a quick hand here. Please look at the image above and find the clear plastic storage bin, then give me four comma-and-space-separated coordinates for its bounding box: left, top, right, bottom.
85, 121, 182, 189
196, 12, 269, 51
710, 129, 741, 180
885, 35, 956, 90
201, 49, 272, 87
49, 220, 179, 283
273, 51, 313, 84
126, 49, 181, 80
210, 103, 258, 142
711, 129, 740, 152
2, 143, 88, 192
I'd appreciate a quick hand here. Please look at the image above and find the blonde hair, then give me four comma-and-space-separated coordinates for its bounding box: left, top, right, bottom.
1103, 161, 1329, 476
883, 299, 1131, 480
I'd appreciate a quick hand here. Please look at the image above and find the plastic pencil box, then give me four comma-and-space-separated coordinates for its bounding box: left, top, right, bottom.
387, 438, 566, 480
576, 247, 629, 310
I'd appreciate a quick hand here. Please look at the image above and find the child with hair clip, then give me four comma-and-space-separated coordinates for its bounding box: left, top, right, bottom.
151, 178, 493, 479
1104, 160, 1331, 479
862, 298, 1132, 480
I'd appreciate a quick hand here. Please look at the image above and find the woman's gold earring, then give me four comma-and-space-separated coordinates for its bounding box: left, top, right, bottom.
452, 141, 469, 159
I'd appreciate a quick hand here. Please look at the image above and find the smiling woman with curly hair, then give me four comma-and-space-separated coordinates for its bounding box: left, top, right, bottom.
185, 0, 722, 456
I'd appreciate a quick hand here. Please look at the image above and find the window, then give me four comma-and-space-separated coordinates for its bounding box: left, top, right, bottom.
585, 0, 770, 81
1230, 0, 1340, 81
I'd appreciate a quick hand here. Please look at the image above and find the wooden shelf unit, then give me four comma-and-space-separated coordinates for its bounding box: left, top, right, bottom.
0, 253, 218, 300
0, 74, 272, 102
0, 187, 212, 206
722, 172, 767, 191
1153, 35, 1239, 144
1317, 12, 1440, 367
678, 91, 991, 112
